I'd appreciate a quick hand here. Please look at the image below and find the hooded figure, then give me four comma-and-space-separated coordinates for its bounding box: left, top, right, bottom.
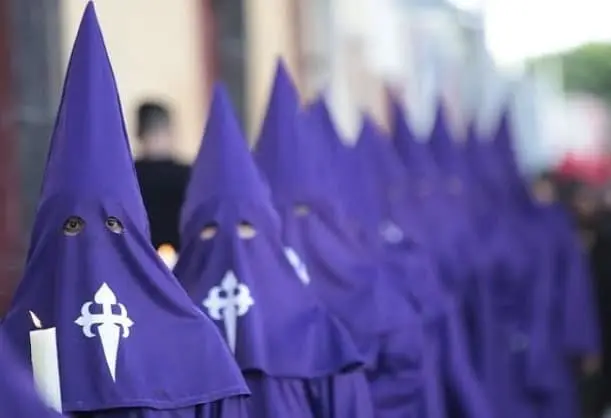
392, 100, 440, 199
1, 3, 249, 416
422, 104, 491, 345
390, 102, 464, 294
0, 331, 66, 417
173, 82, 374, 418
303, 98, 363, 240
349, 113, 424, 245
391, 102, 489, 355
304, 96, 349, 173
346, 115, 491, 418
414, 104, 481, 297
457, 112, 548, 418
255, 62, 425, 417
487, 111, 600, 418
461, 120, 491, 213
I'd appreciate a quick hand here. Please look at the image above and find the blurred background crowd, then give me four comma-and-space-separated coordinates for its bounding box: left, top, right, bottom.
1, 0, 611, 415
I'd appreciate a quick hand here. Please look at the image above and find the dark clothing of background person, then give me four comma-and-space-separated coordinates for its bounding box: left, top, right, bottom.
533, 175, 604, 417
567, 181, 610, 418
591, 208, 611, 413
133, 100, 189, 251
135, 159, 190, 250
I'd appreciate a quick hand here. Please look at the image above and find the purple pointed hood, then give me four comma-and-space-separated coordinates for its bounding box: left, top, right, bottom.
303, 96, 355, 214
351, 116, 421, 242
428, 103, 466, 181
345, 117, 383, 233
254, 61, 341, 208
181, 83, 274, 232
463, 120, 480, 177
305, 95, 348, 162
492, 109, 518, 173
492, 109, 538, 211
390, 99, 440, 190
492, 109, 525, 188
472, 108, 529, 209
174, 83, 363, 378
2, 3, 248, 412
466, 121, 498, 194
348, 117, 446, 315
459, 120, 491, 207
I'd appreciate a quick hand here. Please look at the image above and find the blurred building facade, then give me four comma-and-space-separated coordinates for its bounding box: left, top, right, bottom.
0, 0, 510, 313
56, 0, 492, 155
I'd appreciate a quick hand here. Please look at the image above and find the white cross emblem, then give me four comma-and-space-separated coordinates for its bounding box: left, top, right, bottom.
75, 283, 133, 382
284, 247, 310, 285
203, 271, 254, 353
379, 221, 404, 244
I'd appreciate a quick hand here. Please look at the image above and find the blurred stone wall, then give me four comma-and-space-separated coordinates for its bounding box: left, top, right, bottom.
59, 0, 209, 163
211, 0, 247, 131
0, 0, 62, 314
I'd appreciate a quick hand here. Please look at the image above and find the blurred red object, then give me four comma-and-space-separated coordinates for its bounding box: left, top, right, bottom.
556, 153, 611, 186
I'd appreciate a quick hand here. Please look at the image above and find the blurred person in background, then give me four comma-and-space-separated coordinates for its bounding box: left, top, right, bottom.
135, 101, 190, 251
590, 183, 611, 417
570, 182, 606, 418
531, 171, 558, 204
533, 172, 606, 417
572, 183, 600, 249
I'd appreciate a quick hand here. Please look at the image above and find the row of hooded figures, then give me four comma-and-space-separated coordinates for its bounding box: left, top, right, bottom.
0, 3, 600, 418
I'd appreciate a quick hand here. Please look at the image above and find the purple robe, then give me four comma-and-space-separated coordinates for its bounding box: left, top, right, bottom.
1, 3, 249, 416
174, 81, 374, 418
0, 331, 65, 417
254, 66, 426, 417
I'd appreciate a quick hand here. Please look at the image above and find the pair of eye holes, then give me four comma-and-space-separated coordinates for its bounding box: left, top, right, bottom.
62, 216, 124, 236
198, 205, 310, 240
200, 221, 257, 240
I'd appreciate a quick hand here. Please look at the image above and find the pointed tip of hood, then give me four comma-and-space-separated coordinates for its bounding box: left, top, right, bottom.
39, 0, 144, 217
182, 83, 271, 229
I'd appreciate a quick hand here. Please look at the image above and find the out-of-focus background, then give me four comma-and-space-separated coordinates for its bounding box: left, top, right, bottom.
0, 0, 611, 309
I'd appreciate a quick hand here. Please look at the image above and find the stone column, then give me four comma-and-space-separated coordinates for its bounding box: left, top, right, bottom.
243, 0, 299, 142
9, 0, 62, 236
211, 0, 247, 130
0, 0, 62, 314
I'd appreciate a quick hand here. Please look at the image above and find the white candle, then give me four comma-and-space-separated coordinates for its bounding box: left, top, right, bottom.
29, 311, 63, 413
